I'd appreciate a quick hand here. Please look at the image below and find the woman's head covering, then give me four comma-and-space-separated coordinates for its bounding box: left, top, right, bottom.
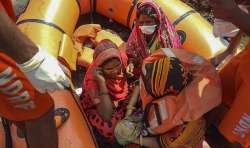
142, 56, 192, 98
73, 24, 102, 48
136, 0, 180, 48
93, 39, 119, 59
126, 0, 181, 69
136, 3, 158, 21
83, 39, 128, 103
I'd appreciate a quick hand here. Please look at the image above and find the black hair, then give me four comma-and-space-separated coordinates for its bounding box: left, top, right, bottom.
136, 4, 158, 21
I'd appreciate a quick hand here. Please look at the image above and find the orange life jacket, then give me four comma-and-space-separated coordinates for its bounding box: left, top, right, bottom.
140, 48, 221, 135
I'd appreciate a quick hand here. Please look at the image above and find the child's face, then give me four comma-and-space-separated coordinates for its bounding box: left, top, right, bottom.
101, 58, 122, 79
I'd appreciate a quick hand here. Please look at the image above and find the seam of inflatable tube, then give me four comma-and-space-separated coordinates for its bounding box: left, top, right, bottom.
16, 19, 66, 34
173, 10, 197, 26
93, 0, 96, 12
127, 0, 138, 27
90, 0, 96, 12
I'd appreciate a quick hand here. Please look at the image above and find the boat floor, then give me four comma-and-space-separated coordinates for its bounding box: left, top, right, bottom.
0, 11, 235, 148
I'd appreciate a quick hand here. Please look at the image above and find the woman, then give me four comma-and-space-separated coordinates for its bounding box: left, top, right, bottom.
80, 39, 139, 144
116, 48, 222, 147
126, 0, 181, 77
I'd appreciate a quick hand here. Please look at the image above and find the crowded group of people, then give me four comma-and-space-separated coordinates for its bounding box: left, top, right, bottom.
0, 0, 250, 147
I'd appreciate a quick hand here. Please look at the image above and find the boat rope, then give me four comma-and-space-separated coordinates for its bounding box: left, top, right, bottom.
173, 10, 197, 26
16, 19, 66, 34
89, 0, 96, 23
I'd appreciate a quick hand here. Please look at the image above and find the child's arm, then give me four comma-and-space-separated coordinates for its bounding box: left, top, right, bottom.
126, 85, 140, 116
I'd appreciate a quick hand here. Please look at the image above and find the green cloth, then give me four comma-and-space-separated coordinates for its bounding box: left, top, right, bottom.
149, 38, 162, 54
114, 114, 143, 145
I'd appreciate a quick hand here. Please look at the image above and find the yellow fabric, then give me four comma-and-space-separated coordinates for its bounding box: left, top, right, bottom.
73, 24, 124, 68
95, 30, 124, 47
150, 57, 171, 97
77, 47, 94, 68
73, 24, 102, 43
159, 118, 206, 148
159, 58, 171, 96
149, 38, 162, 54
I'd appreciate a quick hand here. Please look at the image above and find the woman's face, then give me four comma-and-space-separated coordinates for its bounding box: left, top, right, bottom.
101, 58, 122, 79
138, 14, 158, 35
138, 14, 157, 26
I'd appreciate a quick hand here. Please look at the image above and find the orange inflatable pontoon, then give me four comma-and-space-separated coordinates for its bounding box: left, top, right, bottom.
1, 0, 228, 148
0, 0, 97, 148
79, 0, 228, 58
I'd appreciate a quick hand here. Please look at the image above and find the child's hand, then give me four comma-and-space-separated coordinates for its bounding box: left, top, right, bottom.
126, 63, 134, 77
125, 109, 133, 117
125, 105, 135, 117
93, 67, 105, 83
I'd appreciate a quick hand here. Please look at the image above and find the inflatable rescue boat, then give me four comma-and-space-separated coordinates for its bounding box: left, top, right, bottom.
0, 0, 227, 147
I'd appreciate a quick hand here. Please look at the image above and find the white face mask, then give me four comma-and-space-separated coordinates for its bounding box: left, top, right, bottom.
139, 25, 157, 35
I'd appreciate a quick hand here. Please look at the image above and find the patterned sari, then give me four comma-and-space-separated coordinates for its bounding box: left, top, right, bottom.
126, 0, 181, 77
80, 40, 129, 142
